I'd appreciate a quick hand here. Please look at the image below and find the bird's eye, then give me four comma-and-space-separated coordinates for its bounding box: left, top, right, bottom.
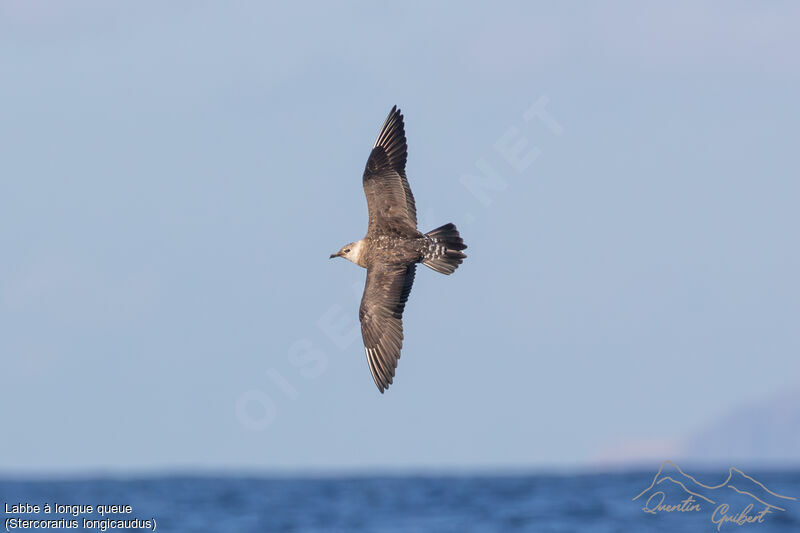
344, 248, 350, 253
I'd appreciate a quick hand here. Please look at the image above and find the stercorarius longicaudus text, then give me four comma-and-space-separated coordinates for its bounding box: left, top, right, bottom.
330, 106, 467, 393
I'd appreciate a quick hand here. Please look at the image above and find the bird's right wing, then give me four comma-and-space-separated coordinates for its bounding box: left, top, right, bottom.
362, 106, 418, 233
359, 262, 417, 393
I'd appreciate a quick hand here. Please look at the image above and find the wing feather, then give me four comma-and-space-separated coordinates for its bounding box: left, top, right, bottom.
362, 106, 418, 233
359, 263, 417, 393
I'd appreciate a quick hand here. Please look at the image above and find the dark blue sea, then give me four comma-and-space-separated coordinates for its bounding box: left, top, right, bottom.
2, 471, 799, 532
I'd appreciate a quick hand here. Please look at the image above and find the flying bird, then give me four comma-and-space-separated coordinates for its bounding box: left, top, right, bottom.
330, 106, 467, 393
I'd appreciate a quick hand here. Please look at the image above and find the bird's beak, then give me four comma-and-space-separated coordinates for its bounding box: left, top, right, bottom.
330, 252, 341, 259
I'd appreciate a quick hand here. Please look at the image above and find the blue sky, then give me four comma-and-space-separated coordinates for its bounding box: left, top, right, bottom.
1, 1, 798, 473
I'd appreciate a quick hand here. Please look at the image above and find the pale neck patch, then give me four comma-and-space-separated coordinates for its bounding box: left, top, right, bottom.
345, 239, 365, 266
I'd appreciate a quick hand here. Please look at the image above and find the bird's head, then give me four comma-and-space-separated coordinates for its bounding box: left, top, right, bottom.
330, 240, 364, 265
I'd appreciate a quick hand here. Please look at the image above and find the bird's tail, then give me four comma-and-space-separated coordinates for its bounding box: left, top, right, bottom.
422, 223, 467, 275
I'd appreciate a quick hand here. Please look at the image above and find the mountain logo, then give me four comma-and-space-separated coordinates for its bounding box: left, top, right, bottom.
633, 460, 796, 530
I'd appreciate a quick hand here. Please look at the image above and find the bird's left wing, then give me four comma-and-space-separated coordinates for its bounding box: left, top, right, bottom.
359, 262, 417, 393
363, 106, 418, 233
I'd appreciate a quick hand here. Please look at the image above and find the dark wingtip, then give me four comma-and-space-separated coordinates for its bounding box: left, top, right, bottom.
386, 105, 403, 127
367, 105, 408, 176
